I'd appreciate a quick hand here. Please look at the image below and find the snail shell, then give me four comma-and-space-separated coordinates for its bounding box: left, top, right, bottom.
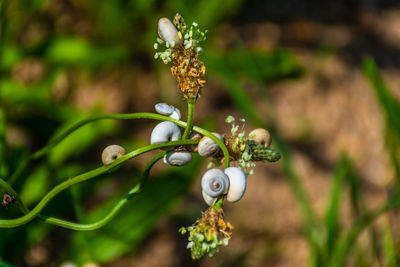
158, 18, 182, 46
198, 132, 224, 157
249, 128, 271, 147
201, 168, 230, 197
225, 167, 247, 202
187, 132, 202, 152
165, 151, 192, 166
155, 103, 181, 120
169, 108, 181, 120
155, 103, 175, 115
102, 145, 126, 165
202, 190, 217, 206
150, 121, 181, 150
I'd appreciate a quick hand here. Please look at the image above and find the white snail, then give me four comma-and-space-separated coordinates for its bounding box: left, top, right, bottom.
169, 108, 181, 120
158, 18, 182, 46
202, 190, 217, 206
150, 121, 181, 150
249, 128, 271, 147
225, 167, 247, 202
101, 145, 126, 165
164, 151, 192, 166
155, 103, 175, 115
197, 132, 224, 157
201, 168, 230, 198
154, 103, 181, 120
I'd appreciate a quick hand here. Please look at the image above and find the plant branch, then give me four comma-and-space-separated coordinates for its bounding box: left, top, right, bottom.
3, 112, 230, 193
0, 140, 196, 228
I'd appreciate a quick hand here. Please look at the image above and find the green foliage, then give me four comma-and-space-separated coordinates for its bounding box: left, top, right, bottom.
46, 38, 129, 66
363, 58, 400, 190
67, 158, 202, 264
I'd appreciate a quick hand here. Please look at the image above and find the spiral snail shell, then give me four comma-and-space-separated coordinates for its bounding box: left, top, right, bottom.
101, 145, 126, 165
150, 121, 181, 150
249, 128, 271, 147
154, 103, 181, 120
164, 151, 192, 166
225, 167, 247, 202
202, 190, 217, 206
201, 168, 230, 198
197, 132, 224, 157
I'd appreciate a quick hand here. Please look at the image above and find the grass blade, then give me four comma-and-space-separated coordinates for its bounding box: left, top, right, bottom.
324, 155, 349, 255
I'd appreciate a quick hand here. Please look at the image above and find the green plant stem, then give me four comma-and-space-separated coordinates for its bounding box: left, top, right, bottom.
38, 152, 166, 231
1, 152, 166, 231
4, 112, 230, 190
182, 101, 195, 140
0, 140, 196, 228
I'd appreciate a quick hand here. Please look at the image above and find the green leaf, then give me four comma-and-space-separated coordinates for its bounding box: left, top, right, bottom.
363, 57, 400, 192
20, 164, 50, 206
323, 155, 349, 255
49, 119, 118, 166
382, 222, 397, 267
0, 45, 22, 71
46, 38, 128, 66
363, 57, 400, 136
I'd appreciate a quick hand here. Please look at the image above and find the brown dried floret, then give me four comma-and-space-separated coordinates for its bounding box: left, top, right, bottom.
170, 48, 206, 101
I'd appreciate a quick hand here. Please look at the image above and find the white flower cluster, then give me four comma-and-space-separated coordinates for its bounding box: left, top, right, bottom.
180, 21, 207, 51
154, 38, 176, 64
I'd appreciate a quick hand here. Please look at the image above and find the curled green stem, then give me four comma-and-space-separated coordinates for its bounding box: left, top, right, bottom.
1, 152, 166, 231
0, 140, 196, 228
38, 152, 166, 231
4, 112, 230, 190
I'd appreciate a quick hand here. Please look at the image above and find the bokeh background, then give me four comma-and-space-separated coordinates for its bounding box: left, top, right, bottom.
1, 0, 400, 266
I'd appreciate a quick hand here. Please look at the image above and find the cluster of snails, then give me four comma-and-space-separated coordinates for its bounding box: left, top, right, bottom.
149, 103, 255, 205
101, 103, 273, 206
201, 167, 246, 205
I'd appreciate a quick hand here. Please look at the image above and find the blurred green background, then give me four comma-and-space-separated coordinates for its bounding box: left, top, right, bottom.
1, 0, 400, 266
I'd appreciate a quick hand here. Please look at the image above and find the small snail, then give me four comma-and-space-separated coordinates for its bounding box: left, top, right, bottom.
158, 18, 182, 46
202, 190, 217, 206
164, 151, 192, 166
155, 103, 181, 120
225, 167, 247, 202
187, 132, 202, 153
101, 145, 126, 165
249, 128, 271, 147
150, 121, 181, 150
201, 168, 230, 198
197, 132, 224, 157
